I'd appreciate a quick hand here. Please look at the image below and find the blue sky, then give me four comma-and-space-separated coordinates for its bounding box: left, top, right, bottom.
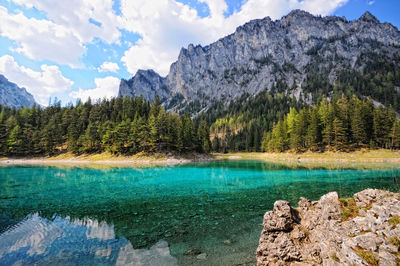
0, 0, 399, 106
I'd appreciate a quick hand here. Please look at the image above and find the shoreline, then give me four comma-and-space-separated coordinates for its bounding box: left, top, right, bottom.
2, 149, 400, 168
0, 152, 213, 168
215, 149, 400, 169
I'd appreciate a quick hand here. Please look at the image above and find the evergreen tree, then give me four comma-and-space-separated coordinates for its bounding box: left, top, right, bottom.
350, 96, 367, 146
197, 119, 211, 153
319, 98, 334, 151
7, 125, 23, 155
306, 106, 321, 151
391, 120, 400, 150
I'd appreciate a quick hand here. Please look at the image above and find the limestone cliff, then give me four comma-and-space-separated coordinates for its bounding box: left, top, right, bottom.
119, 10, 400, 113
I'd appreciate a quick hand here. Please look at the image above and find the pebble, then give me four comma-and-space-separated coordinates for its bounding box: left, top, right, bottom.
196, 253, 207, 260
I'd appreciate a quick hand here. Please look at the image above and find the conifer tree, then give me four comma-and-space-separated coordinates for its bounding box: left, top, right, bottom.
306, 106, 321, 151
391, 120, 400, 150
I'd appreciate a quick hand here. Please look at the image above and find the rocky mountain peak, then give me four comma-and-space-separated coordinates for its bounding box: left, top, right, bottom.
118, 69, 169, 102
119, 10, 400, 115
0, 74, 36, 108
359, 11, 380, 23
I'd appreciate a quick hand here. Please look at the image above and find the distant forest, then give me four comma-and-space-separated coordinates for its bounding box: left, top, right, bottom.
0, 96, 211, 157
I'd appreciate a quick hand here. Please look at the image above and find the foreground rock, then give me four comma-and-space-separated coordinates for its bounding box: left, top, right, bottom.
256, 189, 400, 265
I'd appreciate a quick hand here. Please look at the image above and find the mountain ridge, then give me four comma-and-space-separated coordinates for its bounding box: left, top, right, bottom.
0, 74, 36, 108
119, 10, 400, 114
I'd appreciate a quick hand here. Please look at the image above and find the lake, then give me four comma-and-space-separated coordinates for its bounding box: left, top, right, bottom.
0, 160, 400, 265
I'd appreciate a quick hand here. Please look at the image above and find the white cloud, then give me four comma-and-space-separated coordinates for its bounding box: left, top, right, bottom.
0, 55, 74, 106
98, 62, 120, 73
120, 0, 349, 76
367, 0, 375, 5
13, 0, 122, 44
2, 0, 122, 66
70, 76, 120, 102
0, 7, 84, 67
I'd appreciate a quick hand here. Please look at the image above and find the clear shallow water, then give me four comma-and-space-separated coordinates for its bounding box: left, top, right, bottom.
0, 160, 400, 265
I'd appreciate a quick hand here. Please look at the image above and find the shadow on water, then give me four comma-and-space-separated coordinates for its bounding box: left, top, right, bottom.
0, 160, 399, 265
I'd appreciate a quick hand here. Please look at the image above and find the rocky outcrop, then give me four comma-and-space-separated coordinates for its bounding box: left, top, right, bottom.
119, 10, 400, 113
118, 70, 169, 102
256, 189, 400, 265
0, 74, 36, 108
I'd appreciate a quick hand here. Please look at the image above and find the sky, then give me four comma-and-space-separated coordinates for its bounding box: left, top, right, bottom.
0, 0, 399, 106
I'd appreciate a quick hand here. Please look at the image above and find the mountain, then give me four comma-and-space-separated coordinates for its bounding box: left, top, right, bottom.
0, 74, 36, 108
119, 10, 400, 114
118, 69, 169, 102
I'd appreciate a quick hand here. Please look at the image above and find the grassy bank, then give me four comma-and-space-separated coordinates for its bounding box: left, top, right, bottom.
0, 152, 211, 168
214, 149, 400, 169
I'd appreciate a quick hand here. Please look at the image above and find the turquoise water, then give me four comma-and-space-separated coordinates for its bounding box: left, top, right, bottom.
0, 160, 400, 265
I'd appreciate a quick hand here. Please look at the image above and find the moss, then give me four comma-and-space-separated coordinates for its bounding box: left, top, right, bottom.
390, 236, 400, 247
353, 247, 379, 266
331, 252, 340, 262
340, 198, 359, 221
348, 233, 356, 238
389, 216, 400, 227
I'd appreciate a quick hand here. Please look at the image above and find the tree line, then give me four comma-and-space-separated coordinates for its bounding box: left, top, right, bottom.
261, 94, 400, 152
0, 96, 211, 157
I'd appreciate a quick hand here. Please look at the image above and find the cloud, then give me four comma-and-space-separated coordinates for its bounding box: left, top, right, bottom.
13, 0, 122, 44
0, 55, 73, 106
98, 62, 120, 73
367, 1, 375, 5
120, 0, 349, 76
3, 0, 122, 67
70, 76, 120, 102
0, 7, 84, 67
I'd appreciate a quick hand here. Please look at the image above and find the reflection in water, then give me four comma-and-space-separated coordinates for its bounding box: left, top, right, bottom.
0, 213, 177, 266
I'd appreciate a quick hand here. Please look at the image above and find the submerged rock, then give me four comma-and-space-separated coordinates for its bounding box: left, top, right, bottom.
256, 189, 400, 265
184, 247, 202, 256
196, 253, 207, 260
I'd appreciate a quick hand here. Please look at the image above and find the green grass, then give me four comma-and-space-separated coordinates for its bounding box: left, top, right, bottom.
215, 149, 400, 169
353, 247, 379, 266
331, 252, 340, 262
340, 198, 359, 221
389, 216, 400, 227
390, 236, 400, 247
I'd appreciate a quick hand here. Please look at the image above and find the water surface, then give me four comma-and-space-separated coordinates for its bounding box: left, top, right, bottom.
0, 160, 399, 265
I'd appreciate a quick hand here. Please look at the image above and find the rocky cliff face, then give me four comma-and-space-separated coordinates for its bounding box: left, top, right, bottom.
118, 70, 169, 102
256, 189, 400, 265
0, 74, 36, 108
119, 10, 400, 112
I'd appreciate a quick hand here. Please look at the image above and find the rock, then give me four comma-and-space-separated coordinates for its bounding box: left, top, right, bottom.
118, 70, 169, 102
0, 74, 36, 108
353, 189, 392, 208
378, 250, 397, 266
223, 239, 234, 245
298, 197, 311, 210
256, 189, 400, 266
262, 200, 300, 232
196, 253, 207, 260
184, 247, 202, 256
318, 192, 342, 221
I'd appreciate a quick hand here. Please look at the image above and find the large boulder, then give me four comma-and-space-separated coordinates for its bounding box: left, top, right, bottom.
256, 189, 400, 265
